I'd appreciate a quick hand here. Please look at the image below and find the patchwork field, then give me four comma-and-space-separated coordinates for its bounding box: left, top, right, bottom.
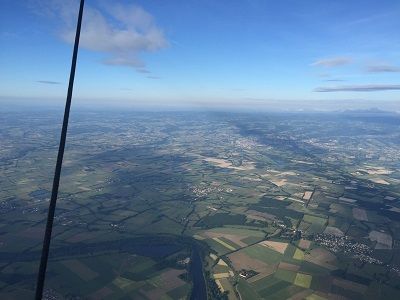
1, 111, 400, 299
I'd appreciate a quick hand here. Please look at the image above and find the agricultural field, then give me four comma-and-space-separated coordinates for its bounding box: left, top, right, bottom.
1, 110, 400, 299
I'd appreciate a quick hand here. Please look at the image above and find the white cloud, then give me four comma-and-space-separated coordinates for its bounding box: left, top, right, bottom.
37, 80, 62, 85
314, 84, 400, 92
366, 64, 400, 73
33, 0, 167, 72
311, 57, 352, 67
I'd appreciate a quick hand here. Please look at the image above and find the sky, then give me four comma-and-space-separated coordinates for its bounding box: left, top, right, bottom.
1, 0, 400, 110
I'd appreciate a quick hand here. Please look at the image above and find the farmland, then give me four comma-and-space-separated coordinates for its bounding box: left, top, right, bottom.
1, 109, 400, 299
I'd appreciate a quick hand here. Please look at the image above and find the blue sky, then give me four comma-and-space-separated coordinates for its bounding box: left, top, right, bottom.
1, 0, 400, 109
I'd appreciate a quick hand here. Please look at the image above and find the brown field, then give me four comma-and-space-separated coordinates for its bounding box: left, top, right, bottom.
287, 289, 314, 300
228, 252, 276, 275
242, 176, 262, 182
339, 197, 357, 203
345, 186, 357, 190
66, 232, 96, 243
278, 262, 300, 272
352, 208, 368, 221
141, 269, 186, 300
370, 178, 390, 185
304, 248, 337, 270
88, 287, 113, 300
246, 210, 278, 222
141, 287, 164, 300
204, 157, 255, 170
204, 157, 232, 168
323, 226, 344, 237
247, 214, 267, 222
369, 230, 392, 249
203, 231, 247, 247
19, 227, 44, 239
362, 166, 393, 175
293, 192, 304, 198
303, 191, 313, 201
61, 259, 98, 281
292, 160, 314, 165
332, 278, 368, 294
298, 239, 311, 250
258, 241, 288, 254
281, 171, 297, 176
193, 234, 205, 240
247, 264, 278, 283
287, 197, 306, 204
269, 178, 287, 187
78, 186, 92, 191
389, 206, 400, 213
160, 269, 186, 290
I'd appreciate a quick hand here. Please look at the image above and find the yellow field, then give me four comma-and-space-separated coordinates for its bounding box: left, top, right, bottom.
213, 237, 236, 251
213, 273, 231, 279
293, 248, 305, 260
113, 276, 135, 289
218, 259, 228, 266
306, 293, 327, 300
210, 253, 218, 260
294, 273, 312, 288
215, 279, 224, 292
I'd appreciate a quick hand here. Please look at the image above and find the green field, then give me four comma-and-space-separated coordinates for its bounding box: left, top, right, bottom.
244, 244, 284, 264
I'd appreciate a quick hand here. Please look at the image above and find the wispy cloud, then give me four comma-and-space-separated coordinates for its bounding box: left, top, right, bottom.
344, 12, 394, 27
318, 73, 331, 78
37, 80, 61, 85
366, 64, 400, 73
311, 57, 352, 67
314, 84, 400, 92
33, 0, 167, 73
324, 79, 346, 82
136, 68, 151, 74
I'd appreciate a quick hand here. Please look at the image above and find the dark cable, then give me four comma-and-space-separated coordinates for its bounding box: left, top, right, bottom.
35, 0, 85, 299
